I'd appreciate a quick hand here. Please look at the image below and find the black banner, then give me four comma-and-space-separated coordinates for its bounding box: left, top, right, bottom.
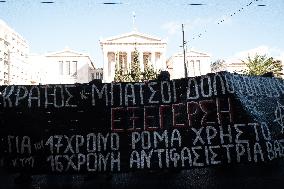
0, 72, 283, 174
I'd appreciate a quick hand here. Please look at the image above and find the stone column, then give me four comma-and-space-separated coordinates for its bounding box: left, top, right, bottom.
159, 52, 166, 71
127, 51, 131, 71
151, 52, 155, 68
110, 52, 116, 80
139, 51, 144, 71
62, 61, 67, 75
103, 51, 108, 82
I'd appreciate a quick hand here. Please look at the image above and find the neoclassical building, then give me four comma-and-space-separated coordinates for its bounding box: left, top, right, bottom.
225, 58, 247, 74
100, 31, 167, 82
0, 19, 30, 85
166, 50, 211, 79
42, 48, 96, 84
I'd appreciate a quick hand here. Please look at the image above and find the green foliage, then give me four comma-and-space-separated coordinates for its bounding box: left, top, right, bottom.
142, 64, 159, 81
114, 49, 159, 82
242, 54, 283, 77
210, 59, 226, 73
129, 49, 142, 82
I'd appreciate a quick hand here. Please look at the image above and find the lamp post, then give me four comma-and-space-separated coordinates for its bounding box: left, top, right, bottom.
182, 24, 187, 78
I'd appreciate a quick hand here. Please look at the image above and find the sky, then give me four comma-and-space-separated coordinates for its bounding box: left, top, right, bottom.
0, 0, 283, 68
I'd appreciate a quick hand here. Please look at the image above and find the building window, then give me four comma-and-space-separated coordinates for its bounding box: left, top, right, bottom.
187, 60, 201, 76
71, 61, 77, 76
196, 60, 201, 75
59, 61, 63, 75
188, 60, 195, 76
4, 72, 8, 79
4, 52, 8, 60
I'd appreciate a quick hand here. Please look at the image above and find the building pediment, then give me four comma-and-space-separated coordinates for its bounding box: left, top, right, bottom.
172, 50, 210, 58
44, 48, 95, 69
188, 50, 210, 57
100, 31, 166, 44
46, 48, 85, 57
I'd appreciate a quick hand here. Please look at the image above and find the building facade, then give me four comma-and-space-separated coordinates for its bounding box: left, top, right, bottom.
90, 68, 103, 81
166, 50, 211, 79
225, 59, 247, 74
223, 56, 283, 75
100, 31, 167, 83
42, 48, 96, 84
28, 54, 49, 85
0, 19, 30, 85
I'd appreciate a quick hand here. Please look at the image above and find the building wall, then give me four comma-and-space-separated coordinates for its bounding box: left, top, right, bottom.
226, 62, 247, 74
90, 68, 103, 81
0, 36, 9, 85
167, 51, 211, 79
43, 49, 95, 84
28, 54, 48, 85
0, 19, 30, 85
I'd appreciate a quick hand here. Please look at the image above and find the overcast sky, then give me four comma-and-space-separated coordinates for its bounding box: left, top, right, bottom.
0, 0, 283, 67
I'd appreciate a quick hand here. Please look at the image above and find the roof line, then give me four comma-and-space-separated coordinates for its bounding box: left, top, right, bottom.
100, 30, 164, 43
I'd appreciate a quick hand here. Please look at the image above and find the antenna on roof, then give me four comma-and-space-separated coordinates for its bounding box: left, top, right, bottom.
132, 11, 137, 31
